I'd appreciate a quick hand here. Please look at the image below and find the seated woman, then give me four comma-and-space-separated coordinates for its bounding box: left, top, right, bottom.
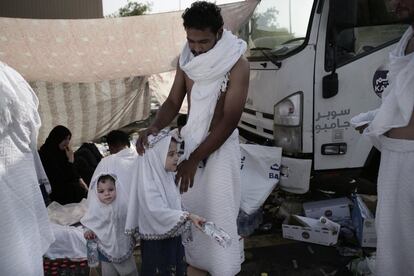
39, 125, 88, 205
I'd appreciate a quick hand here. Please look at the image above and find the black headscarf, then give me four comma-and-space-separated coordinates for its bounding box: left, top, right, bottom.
39, 125, 71, 155
39, 125, 84, 204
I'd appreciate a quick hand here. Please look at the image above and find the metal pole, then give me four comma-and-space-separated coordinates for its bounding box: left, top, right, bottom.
289, 0, 292, 34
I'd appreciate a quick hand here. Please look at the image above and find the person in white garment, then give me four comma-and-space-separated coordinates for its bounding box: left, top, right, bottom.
136, 2, 249, 275
91, 130, 137, 195
0, 61, 55, 275
81, 174, 138, 276
352, 1, 414, 275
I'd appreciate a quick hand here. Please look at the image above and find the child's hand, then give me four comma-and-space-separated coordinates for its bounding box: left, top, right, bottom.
189, 213, 206, 230
84, 230, 96, 240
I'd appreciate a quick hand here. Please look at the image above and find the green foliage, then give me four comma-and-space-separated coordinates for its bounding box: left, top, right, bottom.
107, 1, 151, 17
252, 7, 280, 30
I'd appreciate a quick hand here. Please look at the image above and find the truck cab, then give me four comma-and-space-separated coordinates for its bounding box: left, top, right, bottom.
238, 0, 407, 190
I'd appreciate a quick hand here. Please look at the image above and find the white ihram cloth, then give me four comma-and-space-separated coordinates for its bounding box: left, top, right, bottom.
0, 61, 54, 275
125, 132, 190, 239
81, 173, 135, 263
179, 30, 246, 275
375, 136, 414, 276
179, 29, 246, 159
91, 147, 138, 195
352, 27, 414, 140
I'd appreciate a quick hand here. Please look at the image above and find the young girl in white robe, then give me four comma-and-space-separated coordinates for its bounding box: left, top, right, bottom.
125, 129, 204, 275
81, 174, 138, 276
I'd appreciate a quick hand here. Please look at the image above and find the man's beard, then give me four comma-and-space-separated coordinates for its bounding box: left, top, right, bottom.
191, 50, 205, 56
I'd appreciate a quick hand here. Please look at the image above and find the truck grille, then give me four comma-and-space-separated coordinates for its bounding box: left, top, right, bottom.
239, 108, 274, 139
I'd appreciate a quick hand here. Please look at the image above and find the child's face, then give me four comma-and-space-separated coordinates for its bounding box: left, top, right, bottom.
97, 179, 116, 205
165, 140, 179, 172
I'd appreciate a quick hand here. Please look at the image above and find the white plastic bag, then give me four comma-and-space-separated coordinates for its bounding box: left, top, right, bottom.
239, 144, 282, 214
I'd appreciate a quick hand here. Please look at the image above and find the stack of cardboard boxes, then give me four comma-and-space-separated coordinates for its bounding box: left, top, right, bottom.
282, 195, 377, 247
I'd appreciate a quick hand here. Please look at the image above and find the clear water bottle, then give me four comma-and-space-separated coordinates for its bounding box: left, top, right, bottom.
201, 221, 232, 248
86, 240, 100, 267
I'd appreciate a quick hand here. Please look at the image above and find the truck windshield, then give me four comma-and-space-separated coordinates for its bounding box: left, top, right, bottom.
242, 0, 314, 59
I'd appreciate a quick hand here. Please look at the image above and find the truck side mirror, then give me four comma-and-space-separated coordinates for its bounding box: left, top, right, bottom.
330, 0, 358, 29
322, 72, 338, 99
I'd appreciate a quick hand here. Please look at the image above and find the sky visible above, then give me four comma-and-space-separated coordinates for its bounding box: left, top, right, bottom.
102, 0, 240, 15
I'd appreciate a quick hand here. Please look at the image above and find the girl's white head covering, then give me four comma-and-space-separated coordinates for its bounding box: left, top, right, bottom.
81, 173, 134, 263
125, 129, 189, 240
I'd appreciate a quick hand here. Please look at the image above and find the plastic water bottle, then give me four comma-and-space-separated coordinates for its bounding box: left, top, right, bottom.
201, 221, 232, 248
86, 240, 99, 267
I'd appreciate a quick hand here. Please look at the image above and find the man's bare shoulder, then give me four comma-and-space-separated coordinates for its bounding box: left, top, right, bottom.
228, 56, 250, 86
230, 56, 250, 75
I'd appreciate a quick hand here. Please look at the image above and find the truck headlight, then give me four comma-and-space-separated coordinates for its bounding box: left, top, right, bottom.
273, 92, 303, 153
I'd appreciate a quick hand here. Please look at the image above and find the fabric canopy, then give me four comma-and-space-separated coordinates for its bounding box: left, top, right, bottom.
0, 0, 258, 83
31, 76, 150, 146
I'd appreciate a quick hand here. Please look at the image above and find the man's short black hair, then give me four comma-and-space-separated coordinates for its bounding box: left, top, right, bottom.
182, 1, 224, 34
106, 130, 130, 148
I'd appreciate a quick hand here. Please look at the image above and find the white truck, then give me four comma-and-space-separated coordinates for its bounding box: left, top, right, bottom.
238, 0, 407, 191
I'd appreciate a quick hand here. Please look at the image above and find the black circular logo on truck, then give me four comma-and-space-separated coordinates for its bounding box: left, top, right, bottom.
302, 232, 310, 239
373, 66, 389, 98
324, 210, 333, 217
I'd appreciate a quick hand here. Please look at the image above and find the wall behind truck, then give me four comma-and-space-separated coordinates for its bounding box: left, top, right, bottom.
0, 0, 103, 19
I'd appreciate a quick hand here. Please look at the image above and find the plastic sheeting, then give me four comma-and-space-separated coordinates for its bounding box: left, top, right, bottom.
0, 0, 258, 83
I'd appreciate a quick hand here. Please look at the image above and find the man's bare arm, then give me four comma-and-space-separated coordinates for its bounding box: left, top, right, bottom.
136, 65, 187, 154
152, 66, 187, 129
176, 57, 250, 192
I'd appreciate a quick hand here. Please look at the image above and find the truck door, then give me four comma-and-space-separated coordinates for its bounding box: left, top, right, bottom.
313, 0, 407, 171
238, 0, 316, 154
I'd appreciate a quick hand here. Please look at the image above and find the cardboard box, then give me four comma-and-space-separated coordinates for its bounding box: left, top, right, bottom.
303, 197, 351, 222
351, 194, 377, 248
282, 215, 340, 246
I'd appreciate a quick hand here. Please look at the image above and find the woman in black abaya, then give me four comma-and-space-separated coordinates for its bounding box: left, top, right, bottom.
39, 125, 88, 204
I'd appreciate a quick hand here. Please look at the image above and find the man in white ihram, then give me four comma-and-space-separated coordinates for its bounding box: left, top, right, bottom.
352, 1, 414, 275
0, 61, 55, 275
136, 2, 249, 275
91, 130, 137, 195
